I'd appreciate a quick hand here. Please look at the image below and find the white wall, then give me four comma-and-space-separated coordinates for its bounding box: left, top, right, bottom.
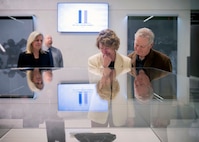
0, 0, 193, 75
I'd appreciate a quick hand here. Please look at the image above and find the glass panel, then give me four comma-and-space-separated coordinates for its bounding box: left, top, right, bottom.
0, 67, 198, 142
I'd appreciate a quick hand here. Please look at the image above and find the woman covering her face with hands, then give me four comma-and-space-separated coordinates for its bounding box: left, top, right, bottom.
88, 29, 131, 70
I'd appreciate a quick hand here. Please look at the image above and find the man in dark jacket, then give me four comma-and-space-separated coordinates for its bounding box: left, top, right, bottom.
128, 27, 172, 72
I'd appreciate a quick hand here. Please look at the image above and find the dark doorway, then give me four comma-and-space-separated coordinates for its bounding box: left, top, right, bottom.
190, 11, 199, 77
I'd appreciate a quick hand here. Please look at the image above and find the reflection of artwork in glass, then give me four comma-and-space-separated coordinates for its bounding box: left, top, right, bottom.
0, 69, 33, 98
0, 16, 34, 68
127, 16, 177, 74
1, 38, 27, 68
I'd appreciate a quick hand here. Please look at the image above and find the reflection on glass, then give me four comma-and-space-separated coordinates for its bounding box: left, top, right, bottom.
133, 69, 154, 103
0, 16, 33, 69
96, 68, 119, 100
57, 83, 98, 111
26, 68, 44, 91
129, 67, 170, 103
43, 70, 53, 83
25, 68, 54, 93
88, 67, 134, 127
0, 68, 33, 98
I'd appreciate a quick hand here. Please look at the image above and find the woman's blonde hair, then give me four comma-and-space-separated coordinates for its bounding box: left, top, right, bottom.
26, 31, 44, 54
96, 29, 120, 50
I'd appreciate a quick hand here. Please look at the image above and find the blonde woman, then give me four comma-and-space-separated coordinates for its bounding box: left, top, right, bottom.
17, 31, 53, 67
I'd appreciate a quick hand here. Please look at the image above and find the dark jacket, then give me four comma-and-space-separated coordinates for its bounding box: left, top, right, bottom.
17, 51, 53, 67
128, 49, 172, 72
